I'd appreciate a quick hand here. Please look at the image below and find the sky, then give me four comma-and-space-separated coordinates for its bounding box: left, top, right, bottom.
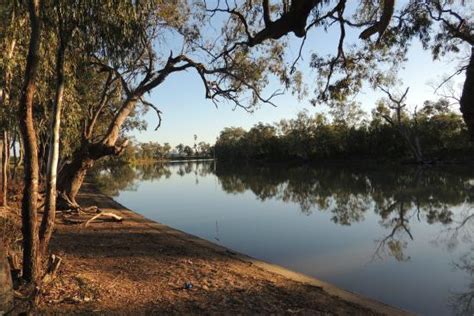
133, 3, 466, 147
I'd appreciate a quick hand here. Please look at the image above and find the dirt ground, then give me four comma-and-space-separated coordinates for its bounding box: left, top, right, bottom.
24, 183, 404, 315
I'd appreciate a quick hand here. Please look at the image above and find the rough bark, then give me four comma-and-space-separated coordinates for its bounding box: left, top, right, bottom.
18, 0, 42, 284
39, 33, 66, 254
460, 47, 474, 140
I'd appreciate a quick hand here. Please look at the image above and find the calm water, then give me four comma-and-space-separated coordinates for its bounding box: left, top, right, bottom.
94, 161, 474, 315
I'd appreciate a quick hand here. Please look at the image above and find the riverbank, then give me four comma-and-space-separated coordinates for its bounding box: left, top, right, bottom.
38, 183, 408, 315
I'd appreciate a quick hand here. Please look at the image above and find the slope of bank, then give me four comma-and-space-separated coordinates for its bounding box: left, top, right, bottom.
39, 183, 409, 315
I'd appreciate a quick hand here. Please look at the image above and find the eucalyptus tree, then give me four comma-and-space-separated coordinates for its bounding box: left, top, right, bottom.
4, 0, 65, 284
18, 0, 42, 283
1, 0, 81, 275
39, 0, 80, 255
54, 1, 192, 208
54, 0, 288, 209
183, 145, 194, 157
0, 1, 24, 207
205, 1, 473, 137
374, 87, 424, 163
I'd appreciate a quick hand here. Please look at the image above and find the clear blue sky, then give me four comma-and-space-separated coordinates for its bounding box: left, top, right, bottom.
134, 4, 466, 147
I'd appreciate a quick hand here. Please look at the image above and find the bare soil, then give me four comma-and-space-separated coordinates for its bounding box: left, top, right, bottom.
25, 183, 401, 315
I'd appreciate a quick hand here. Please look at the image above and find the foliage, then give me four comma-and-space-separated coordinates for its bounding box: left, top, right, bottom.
215, 102, 472, 162
110, 139, 214, 163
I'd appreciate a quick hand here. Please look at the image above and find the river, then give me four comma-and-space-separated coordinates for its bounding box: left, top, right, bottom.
93, 161, 474, 315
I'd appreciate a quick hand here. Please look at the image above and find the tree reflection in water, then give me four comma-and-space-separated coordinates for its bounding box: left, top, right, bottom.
450, 247, 473, 315
93, 161, 473, 246
433, 207, 474, 315
216, 162, 474, 315
92, 160, 474, 314
90, 162, 172, 196
90, 161, 213, 196
89, 161, 140, 196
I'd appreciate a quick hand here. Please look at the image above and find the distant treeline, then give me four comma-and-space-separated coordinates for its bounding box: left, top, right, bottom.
214, 101, 474, 163
120, 139, 214, 163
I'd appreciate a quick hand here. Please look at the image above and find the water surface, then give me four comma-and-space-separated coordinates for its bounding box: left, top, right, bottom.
94, 161, 474, 315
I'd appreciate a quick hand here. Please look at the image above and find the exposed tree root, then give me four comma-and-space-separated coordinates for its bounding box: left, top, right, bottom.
60, 208, 123, 226
57, 191, 104, 217
57, 192, 81, 212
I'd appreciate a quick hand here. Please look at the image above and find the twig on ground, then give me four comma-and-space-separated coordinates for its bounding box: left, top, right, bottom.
84, 212, 123, 227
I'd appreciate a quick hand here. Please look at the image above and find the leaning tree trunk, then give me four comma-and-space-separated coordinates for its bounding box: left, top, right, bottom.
57, 145, 95, 210
39, 36, 66, 255
57, 97, 136, 209
18, 0, 42, 284
460, 47, 474, 140
57, 138, 131, 209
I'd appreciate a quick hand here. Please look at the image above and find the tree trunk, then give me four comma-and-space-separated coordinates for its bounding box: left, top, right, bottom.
11, 132, 16, 181
2, 131, 9, 207
18, 0, 42, 284
102, 97, 137, 147
57, 97, 137, 208
0, 9, 17, 209
58, 49, 182, 205
460, 47, 474, 140
12, 131, 22, 182
39, 36, 66, 254
57, 138, 130, 209
0, 139, 3, 207
57, 144, 96, 209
